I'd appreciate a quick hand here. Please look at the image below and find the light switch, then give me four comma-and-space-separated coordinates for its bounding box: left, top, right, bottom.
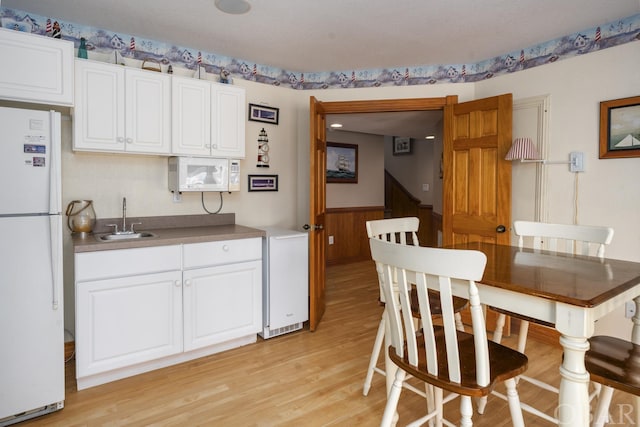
328, 235, 334, 245
422, 183, 430, 192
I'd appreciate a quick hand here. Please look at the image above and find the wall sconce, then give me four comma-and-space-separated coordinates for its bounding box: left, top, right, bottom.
505, 137, 584, 172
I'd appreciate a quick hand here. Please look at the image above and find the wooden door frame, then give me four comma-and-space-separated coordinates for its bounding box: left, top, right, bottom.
316, 96, 458, 115
309, 95, 458, 330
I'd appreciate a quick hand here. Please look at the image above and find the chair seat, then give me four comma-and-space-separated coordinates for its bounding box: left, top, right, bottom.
490, 306, 555, 328
389, 326, 528, 398
586, 335, 640, 396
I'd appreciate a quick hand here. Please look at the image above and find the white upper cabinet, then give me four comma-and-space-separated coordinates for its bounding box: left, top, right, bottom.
171, 76, 212, 156
124, 68, 172, 153
0, 28, 74, 106
211, 83, 246, 158
73, 60, 171, 154
172, 77, 246, 158
73, 60, 245, 158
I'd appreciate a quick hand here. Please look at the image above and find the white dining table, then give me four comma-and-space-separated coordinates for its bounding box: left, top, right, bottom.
440, 242, 640, 426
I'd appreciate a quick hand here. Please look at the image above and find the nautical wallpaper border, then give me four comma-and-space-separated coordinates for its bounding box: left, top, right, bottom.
1, 7, 639, 90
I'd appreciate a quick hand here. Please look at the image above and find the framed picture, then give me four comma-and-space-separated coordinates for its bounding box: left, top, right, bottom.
393, 136, 412, 155
326, 142, 358, 183
599, 95, 640, 159
248, 103, 279, 125
248, 174, 278, 191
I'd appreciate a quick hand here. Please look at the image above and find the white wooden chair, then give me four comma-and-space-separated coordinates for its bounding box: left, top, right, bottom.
369, 237, 528, 426
586, 334, 640, 427
363, 217, 467, 397
489, 220, 614, 422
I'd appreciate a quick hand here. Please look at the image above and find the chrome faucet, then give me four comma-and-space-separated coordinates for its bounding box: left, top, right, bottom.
122, 197, 127, 232
106, 197, 141, 235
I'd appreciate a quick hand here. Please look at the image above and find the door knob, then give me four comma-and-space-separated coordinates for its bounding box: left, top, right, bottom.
303, 224, 323, 231
496, 225, 506, 233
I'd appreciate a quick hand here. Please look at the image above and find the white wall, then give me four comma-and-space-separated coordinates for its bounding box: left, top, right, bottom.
325, 131, 384, 208
384, 136, 435, 205
475, 41, 640, 338
33, 41, 639, 338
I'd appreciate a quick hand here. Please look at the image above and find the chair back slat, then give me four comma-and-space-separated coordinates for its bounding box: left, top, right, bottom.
366, 217, 420, 246
367, 217, 420, 303
369, 237, 487, 386
415, 273, 438, 374
469, 280, 489, 386
514, 220, 614, 259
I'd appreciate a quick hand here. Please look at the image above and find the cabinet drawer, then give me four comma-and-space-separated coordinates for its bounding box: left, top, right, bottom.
183, 238, 261, 269
75, 245, 182, 281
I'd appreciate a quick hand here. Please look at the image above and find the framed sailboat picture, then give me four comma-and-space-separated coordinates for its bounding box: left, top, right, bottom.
600, 95, 640, 159
326, 142, 358, 183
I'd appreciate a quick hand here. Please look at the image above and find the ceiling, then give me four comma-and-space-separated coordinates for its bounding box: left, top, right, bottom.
4, 0, 638, 73
3, 0, 638, 138
327, 111, 443, 141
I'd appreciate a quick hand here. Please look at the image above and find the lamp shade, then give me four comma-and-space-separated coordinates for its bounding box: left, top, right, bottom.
505, 137, 541, 161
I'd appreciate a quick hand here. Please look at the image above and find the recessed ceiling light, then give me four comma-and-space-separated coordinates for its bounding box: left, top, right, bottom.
215, 0, 251, 15
425, 135, 435, 140
330, 123, 343, 128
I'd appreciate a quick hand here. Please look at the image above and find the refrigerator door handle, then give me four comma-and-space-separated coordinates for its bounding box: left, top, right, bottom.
48, 111, 62, 215
50, 215, 62, 310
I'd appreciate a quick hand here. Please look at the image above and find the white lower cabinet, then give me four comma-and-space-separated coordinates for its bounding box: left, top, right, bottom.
75, 270, 183, 378
75, 238, 262, 390
183, 260, 262, 351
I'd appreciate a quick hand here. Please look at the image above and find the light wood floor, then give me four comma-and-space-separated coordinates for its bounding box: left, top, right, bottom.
22, 261, 634, 426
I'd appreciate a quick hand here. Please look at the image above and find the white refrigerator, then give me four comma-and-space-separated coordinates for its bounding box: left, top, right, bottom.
0, 107, 65, 425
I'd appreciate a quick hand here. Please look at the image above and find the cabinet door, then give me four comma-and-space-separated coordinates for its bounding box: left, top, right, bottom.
76, 270, 183, 377
211, 83, 246, 158
0, 28, 74, 106
125, 68, 172, 154
73, 60, 125, 152
171, 76, 211, 156
183, 260, 262, 351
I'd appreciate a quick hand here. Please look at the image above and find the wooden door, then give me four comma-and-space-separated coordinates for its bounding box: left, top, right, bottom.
308, 96, 457, 331
308, 96, 327, 331
442, 94, 513, 246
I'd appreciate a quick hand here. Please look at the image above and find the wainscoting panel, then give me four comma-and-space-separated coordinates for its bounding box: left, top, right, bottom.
325, 207, 384, 265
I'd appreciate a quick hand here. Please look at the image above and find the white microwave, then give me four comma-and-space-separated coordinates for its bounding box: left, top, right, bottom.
168, 157, 240, 192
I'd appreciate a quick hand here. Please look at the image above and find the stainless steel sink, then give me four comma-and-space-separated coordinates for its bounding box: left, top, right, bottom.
98, 232, 155, 241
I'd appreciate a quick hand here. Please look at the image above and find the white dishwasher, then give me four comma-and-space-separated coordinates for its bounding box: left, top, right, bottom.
259, 227, 309, 339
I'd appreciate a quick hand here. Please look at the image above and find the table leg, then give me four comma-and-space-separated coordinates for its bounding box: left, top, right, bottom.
558, 335, 591, 426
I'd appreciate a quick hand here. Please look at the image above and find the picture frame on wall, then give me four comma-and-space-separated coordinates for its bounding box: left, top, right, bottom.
599, 95, 640, 159
248, 174, 278, 191
393, 136, 412, 155
326, 142, 358, 183
248, 103, 279, 125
